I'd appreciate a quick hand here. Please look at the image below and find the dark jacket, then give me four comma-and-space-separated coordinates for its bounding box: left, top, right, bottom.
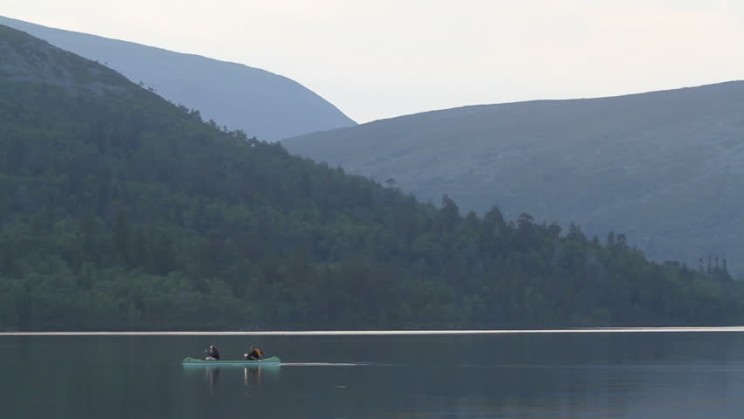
245, 348, 263, 360
207, 346, 220, 360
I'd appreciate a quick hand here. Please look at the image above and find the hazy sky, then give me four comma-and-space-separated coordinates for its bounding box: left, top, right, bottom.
4, 0, 744, 122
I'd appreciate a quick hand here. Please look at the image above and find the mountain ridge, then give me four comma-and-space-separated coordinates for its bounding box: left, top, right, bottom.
0, 14, 356, 141
283, 81, 744, 274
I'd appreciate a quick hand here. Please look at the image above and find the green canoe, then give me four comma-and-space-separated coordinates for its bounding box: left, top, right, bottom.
182, 356, 281, 367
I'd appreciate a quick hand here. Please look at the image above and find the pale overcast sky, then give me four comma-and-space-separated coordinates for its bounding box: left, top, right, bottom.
4, 0, 744, 122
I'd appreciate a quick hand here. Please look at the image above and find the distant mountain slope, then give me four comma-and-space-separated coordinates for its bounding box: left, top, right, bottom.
0, 15, 356, 141
4, 24, 742, 330
283, 82, 744, 274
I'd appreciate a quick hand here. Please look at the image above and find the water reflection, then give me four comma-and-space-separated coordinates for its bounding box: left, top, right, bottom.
205, 367, 220, 393
182, 361, 281, 395
243, 367, 261, 390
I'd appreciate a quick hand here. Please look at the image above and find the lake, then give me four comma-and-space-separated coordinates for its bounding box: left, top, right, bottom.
3, 329, 744, 418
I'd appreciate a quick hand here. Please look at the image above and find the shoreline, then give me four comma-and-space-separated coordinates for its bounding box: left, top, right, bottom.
3, 326, 744, 336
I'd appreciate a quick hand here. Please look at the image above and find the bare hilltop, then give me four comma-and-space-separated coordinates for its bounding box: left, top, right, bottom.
284, 81, 744, 274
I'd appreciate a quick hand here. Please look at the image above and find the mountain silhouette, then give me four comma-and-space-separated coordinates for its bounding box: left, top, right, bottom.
0, 15, 356, 141
284, 82, 744, 274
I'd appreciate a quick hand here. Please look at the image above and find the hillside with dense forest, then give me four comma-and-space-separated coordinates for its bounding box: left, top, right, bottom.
0, 25, 741, 331
283, 82, 744, 275
0, 15, 356, 141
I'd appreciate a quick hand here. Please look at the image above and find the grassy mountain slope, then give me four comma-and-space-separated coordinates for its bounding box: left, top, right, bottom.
0, 15, 356, 141
283, 82, 744, 274
1, 25, 742, 331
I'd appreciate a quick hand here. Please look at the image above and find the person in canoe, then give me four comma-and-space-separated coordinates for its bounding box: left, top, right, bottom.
205, 345, 220, 360
244, 345, 264, 360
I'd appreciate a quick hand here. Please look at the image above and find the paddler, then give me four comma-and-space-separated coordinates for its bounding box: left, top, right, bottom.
205, 345, 220, 360
244, 345, 264, 360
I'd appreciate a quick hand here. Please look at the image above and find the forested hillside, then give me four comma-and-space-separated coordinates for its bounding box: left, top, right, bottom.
283, 82, 744, 275
0, 25, 741, 331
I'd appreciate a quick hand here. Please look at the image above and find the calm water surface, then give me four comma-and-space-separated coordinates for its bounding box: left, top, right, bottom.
2, 330, 744, 418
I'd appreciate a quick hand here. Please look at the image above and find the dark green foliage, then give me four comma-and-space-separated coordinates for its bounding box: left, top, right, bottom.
0, 25, 742, 330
